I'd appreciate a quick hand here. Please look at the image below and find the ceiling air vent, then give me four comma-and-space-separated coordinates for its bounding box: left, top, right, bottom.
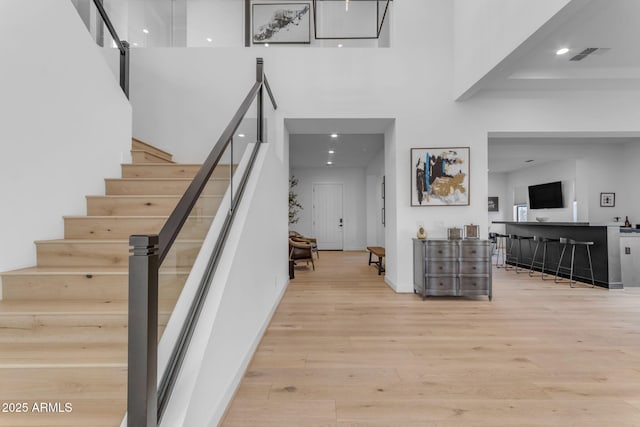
570, 47, 600, 61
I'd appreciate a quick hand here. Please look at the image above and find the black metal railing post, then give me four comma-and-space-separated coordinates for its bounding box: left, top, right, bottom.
91, 0, 129, 98
128, 235, 159, 427
256, 59, 264, 143
120, 40, 130, 98
230, 137, 234, 210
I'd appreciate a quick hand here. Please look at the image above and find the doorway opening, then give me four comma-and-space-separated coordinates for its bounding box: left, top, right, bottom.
286, 118, 393, 255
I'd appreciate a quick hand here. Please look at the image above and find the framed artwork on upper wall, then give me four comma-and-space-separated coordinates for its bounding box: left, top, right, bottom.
252, 3, 311, 44
488, 196, 499, 212
411, 147, 470, 206
600, 192, 615, 207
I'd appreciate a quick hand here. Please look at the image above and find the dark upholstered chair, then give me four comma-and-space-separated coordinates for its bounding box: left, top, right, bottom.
289, 231, 319, 259
289, 238, 315, 271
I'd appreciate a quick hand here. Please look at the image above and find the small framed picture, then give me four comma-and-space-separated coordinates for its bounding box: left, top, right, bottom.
465, 224, 479, 239
488, 196, 499, 212
447, 227, 462, 240
600, 192, 615, 207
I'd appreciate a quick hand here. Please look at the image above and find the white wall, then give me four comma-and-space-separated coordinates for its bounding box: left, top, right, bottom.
488, 172, 508, 235
366, 148, 385, 246
130, 1, 640, 295
506, 160, 576, 222
291, 167, 367, 251
576, 144, 628, 224
497, 142, 635, 226
187, 0, 243, 47
453, 0, 573, 99
0, 0, 131, 273
622, 142, 640, 226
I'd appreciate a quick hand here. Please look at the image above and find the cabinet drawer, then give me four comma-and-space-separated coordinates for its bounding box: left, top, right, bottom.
460, 276, 490, 291
459, 260, 490, 275
426, 260, 457, 275
426, 243, 457, 258
426, 276, 457, 292
460, 243, 490, 258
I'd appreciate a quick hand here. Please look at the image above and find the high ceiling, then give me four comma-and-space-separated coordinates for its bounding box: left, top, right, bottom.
488, 134, 640, 174
287, 118, 392, 168
476, 0, 640, 93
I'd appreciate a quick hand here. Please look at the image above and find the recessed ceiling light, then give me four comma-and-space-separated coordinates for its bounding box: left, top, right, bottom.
328, 150, 335, 154
330, 133, 338, 138
556, 47, 569, 55
206, 37, 213, 42
327, 161, 333, 165
132, 42, 139, 47
265, 43, 269, 47
142, 28, 149, 34
238, 134, 245, 138
338, 44, 343, 48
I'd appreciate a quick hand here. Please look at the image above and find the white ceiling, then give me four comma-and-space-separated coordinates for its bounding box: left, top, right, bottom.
290, 133, 384, 168
287, 118, 392, 168
488, 135, 640, 173
285, 118, 394, 134
477, 0, 640, 93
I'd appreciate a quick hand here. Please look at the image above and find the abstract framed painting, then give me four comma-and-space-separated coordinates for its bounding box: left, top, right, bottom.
411, 147, 470, 206
252, 3, 311, 44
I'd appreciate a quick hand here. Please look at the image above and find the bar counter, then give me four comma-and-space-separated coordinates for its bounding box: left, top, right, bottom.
492, 221, 622, 289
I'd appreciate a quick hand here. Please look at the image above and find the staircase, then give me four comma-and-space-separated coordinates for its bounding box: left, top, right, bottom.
0, 139, 229, 427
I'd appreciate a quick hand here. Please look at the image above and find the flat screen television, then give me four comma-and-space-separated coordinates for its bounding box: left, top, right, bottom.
528, 181, 563, 209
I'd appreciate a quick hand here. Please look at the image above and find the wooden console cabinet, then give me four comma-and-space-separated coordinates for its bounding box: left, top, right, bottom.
413, 238, 492, 300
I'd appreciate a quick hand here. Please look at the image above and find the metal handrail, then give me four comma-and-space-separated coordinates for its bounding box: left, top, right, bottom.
127, 58, 277, 427
157, 80, 261, 263
91, 0, 129, 97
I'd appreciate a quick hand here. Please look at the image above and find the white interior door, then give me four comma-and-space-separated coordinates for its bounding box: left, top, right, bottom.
312, 183, 344, 250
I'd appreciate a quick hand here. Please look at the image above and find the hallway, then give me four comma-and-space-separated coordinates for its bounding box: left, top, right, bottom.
222, 251, 640, 426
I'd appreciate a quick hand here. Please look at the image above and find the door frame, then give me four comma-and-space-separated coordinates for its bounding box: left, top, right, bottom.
312, 182, 344, 250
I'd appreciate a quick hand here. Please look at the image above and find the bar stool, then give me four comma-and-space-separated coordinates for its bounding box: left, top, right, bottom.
528, 236, 560, 280
506, 234, 534, 273
493, 233, 509, 268
554, 238, 595, 288
488, 232, 498, 256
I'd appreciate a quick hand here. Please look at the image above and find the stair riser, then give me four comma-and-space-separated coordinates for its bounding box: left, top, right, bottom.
105, 179, 228, 196
131, 150, 173, 164
1, 274, 186, 301
36, 241, 201, 268
86, 196, 222, 216
0, 314, 169, 344
64, 216, 212, 239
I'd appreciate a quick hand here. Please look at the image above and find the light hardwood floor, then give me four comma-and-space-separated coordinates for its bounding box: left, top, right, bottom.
222, 250, 640, 427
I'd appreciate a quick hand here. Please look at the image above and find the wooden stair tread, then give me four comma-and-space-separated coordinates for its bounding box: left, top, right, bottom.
86, 194, 223, 199
34, 238, 203, 244
131, 149, 175, 164
2, 266, 189, 275
63, 215, 213, 219
0, 299, 176, 314
105, 177, 229, 182
64, 215, 169, 219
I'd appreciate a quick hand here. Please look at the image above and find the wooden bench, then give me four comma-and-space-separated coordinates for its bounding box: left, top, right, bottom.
367, 246, 385, 275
